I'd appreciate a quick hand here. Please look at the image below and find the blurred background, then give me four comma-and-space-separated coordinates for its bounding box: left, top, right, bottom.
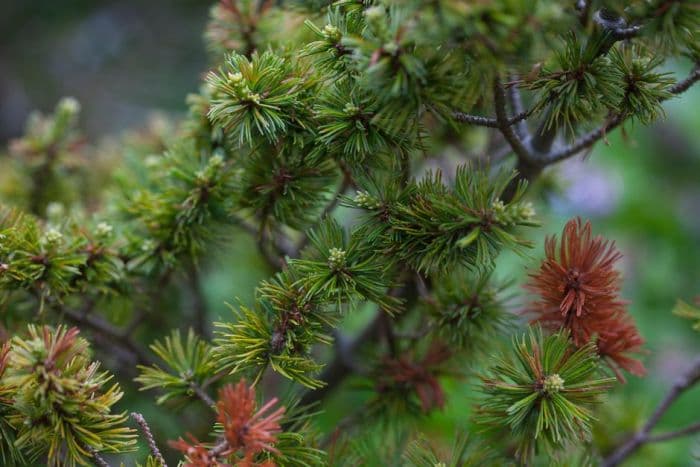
1, 1, 699, 465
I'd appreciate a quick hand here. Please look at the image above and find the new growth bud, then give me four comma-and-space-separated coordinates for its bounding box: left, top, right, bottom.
543, 374, 565, 394
95, 222, 114, 239
322, 24, 341, 42
43, 228, 63, 246
328, 247, 347, 270
354, 191, 382, 210
226, 71, 261, 104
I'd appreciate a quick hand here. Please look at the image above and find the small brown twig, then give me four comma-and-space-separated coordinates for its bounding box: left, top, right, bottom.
190, 380, 217, 409
131, 412, 168, 467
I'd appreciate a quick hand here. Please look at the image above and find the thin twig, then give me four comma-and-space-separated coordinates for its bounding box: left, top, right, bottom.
453, 113, 500, 128
646, 422, 700, 444
546, 64, 700, 166
190, 380, 217, 409
493, 78, 533, 163
602, 356, 700, 467
256, 225, 287, 270
453, 108, 531, 128
546, 113, 624, 164
81, 442, 111, 467
208, 439, 230, 459
60, 306, 154, 366
131, 413, 168, 467
612, 25, 642, 40
507, 76, 529, 139
669, 63, 700, 95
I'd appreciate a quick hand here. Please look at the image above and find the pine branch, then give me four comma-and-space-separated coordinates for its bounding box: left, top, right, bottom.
546, 113, 624, 164
190, 380, 217, 409
131, 413, 168, 467
507, 76, 529, 139
545, 63, 699, 166
602, 356, 700, 467
669, 63, 700, 95
492, 78, 533, 164
60, 304, 154, 366
645, 422, 700, 443
452, 108, 531, 128
84, 444, 111, 467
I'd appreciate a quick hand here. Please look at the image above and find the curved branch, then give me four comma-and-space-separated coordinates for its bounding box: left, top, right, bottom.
669, 64, 700, 95
546, 113, 624, 164
602, 356, 700, 467
131, 413, 168, 467
453, 108, 531, 128
493, 79, 533, 163
646, 422, 700, 444
190, 380, 217, 409
60, 306, 154, 366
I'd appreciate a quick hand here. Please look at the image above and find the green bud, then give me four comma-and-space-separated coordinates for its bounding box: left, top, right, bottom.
43, 228, 63, 246
322, 24, 341, 42
328, 247, 347, 270
95, 222, 114, 238
543, 373, 565, 394
354, 191, 382, 210
343, 102, 360, 115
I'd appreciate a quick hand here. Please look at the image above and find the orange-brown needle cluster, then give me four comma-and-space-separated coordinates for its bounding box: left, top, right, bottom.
170, 379, 284, 466
526, 218, 645, 381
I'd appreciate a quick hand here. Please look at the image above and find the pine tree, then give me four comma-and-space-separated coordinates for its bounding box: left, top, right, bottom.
1, 0, 699, 465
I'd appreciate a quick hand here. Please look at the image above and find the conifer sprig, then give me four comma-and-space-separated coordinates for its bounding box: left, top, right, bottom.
136, 329, 216, 406
207, 51, 315, 146
476, 326, 615, 462
348, 165, 537, 273
0, 326, 136, 466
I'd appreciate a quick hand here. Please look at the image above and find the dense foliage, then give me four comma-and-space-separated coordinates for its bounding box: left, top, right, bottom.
0, 0, 699, 465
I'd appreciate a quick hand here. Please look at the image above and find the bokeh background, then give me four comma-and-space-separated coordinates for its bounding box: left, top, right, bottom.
2, 1, 699, 465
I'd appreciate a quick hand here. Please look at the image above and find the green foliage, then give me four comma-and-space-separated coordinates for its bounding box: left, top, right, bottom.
476, 326, 615, 462
609, 47, 675, 124
120, 141, 236, 274
236, 142, 337, 229
302, 10, 364, 74
313, 80, 412, 164
348, 165, 537, 274
290, 218, 401, 313
2, 326, 135, 466
214, 302, 326, 389
402, 433, 506, 467
627, 0, 700, 56
207, 51, 315, 146
423, 270, 513, 355
136, 329, 216, 405
530, 34, 625, 133
0, 208, 126, 307
4, 98, 84, 216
